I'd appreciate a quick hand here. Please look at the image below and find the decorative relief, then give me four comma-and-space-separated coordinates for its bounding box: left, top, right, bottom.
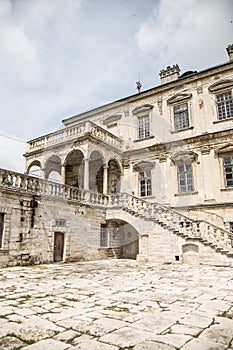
170, 151, 198, 164
208, 79, 233, 93
167, 93, 192, 105
103, 114, 122, 125
132, 104, 153, 115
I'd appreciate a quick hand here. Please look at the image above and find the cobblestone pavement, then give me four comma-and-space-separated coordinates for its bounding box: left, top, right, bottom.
0, 260, 233, 350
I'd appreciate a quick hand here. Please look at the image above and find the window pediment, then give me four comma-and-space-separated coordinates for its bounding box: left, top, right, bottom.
133, 159, 155, 172
167, 93, 192, 105
208, 79, 233, 93
103, 114, 122, 125
216, 143, 233, 154
132, 104, 153, 115
171, 151, 197, 164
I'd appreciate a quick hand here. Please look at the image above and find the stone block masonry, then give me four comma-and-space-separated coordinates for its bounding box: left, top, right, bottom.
0, 260, 232, 349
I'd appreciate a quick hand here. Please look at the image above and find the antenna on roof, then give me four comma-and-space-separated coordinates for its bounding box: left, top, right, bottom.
136, 72, 142, 94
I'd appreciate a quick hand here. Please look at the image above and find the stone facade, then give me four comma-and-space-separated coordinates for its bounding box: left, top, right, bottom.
1, 45, 233, 267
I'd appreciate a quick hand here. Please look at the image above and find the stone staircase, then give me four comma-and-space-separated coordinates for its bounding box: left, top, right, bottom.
113, 193, 233, 262
1, 168, 233, 265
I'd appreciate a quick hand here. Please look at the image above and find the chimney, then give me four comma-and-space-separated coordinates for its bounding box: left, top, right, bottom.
159, 64, 180, 84
226, 44, 233, 61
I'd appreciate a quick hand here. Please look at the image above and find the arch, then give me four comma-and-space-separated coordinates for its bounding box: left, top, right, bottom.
182, 243, 199, 265
44, 155, 62, 181
26, 160, 42, 178
89, 150, 105, 192
64, 149, 84, 187
107, 159, 122, 194
101, 219, 139, 260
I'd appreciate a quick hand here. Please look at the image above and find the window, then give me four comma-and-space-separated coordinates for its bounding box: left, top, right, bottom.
223, 156, 233, 187
0, 214, 4, 249
139, 170, 152, 197
55, 219, 66, 227
100, 224, 108, 247
177, 163, 194, 193
138, 115, 150, 139
216, 91, 233, 120
174, 103, 189, 130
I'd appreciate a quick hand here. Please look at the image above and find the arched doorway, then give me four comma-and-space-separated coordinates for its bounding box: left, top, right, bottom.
107, 159, 121, 194
64, 150, 84, 187
100, 220, 139, 259
89, 151, 104, 192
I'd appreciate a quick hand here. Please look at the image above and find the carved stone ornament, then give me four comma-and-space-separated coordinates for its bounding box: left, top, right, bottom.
132, 104, 153, 115
208, 79, 233, 93
103, 114, 122, 125
167, 93, 192, 105
215, 143, 233, 154
170, 151, 198, 164
133, 159, 155, 172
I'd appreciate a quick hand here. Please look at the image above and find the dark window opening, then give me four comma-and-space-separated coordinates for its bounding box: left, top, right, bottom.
139, 170, 152, 197
100, 224, 108, 247
174, 103, 189, 130
223, 156, 233, 187
0, 214, 4, 249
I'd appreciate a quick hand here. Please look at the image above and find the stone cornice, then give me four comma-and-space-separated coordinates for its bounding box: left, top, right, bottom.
62, 61, 233, 127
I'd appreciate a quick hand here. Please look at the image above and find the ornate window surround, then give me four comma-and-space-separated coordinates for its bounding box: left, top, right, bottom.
171, 151, 198, 196
132, 104, 154, 141
216, 144, 233, 190
167, 93, 193, 133
209, 79, 233, 123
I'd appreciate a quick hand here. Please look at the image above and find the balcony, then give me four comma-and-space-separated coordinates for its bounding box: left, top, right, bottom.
26, 121, 123, 154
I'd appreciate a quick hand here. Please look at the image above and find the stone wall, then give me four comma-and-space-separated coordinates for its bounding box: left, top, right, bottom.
0, 188, 106, 267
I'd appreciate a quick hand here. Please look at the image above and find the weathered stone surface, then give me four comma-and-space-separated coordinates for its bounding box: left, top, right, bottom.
0, 336, 26, 350
100, 326, 156, 347
14, 325, 56, 343
0, 260, 233, 350
21, 339, 69, 350
70, 339, 119, 349
134, 341, 176, 350
180, 338, 226, 350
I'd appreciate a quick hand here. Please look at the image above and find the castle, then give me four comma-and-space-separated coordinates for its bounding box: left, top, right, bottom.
0, 44, 233, 267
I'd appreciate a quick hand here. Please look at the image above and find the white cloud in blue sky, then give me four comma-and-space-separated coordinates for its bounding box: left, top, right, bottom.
0, 0, 232, 171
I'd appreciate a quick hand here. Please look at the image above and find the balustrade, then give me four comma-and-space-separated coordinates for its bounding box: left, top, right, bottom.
1, 167, 232, 253
27, 121, 123, 153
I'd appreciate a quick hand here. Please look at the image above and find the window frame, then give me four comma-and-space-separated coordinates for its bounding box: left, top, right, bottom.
216, 90, 233, 121
132, 104, 153, 141
0, 213, 4, 249
139, 169, 152, 197
173, 102, 190, 131
138, 114, 150, 139
223, 155, 233, 188
177, 162, 194, 193
100, 224, 108, 247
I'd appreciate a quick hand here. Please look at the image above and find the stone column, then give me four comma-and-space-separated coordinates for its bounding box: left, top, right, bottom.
103, 164, 108, 194
41, 168, 46, 180
61, 165, 66, 184
84, 158, 89, 190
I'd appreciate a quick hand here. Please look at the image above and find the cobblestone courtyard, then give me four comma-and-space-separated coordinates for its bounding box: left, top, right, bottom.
0, 260, 233, 350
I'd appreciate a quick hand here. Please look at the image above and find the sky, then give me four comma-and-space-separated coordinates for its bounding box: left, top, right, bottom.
0, 0, 232, 172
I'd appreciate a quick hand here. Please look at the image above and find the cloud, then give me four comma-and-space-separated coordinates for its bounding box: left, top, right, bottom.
0, 0, 42, 86
136, 0, 233, 71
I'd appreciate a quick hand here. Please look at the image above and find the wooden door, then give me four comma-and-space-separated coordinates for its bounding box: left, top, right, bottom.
54, 232, 64, 262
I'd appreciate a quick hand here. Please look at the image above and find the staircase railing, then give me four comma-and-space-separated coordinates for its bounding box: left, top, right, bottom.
0, 168, 232, 254
108, 192, 233, 253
